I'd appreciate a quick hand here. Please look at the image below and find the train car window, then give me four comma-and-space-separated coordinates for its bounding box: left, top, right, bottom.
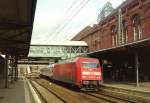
81, 62, 99, 69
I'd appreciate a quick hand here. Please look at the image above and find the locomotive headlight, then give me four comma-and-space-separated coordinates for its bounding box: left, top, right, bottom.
94, 72, 101, 75
82, 71, 90, 75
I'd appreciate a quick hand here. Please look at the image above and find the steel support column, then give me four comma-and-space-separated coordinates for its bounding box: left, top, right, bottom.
4, 54, 8, 88
10, 57, 14, 83
16, 65, 18, 80
102, 59, 108, 84
14, 58, 18, 81
135, 52, 139, 87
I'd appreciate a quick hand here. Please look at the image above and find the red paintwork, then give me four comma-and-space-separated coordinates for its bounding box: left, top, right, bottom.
52, 57, 102, 87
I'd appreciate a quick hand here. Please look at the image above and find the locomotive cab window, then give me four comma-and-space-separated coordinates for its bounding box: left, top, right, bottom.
81, 62, 99, 69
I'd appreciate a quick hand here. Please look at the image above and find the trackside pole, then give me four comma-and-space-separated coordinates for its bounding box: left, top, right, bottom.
135, 52, 139, 87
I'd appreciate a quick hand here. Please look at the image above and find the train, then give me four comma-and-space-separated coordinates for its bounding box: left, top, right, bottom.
40, 64, 54, 77
40, 57, 102, 91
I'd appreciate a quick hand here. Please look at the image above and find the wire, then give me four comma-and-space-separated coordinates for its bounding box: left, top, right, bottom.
53, 0, 78, 33
46, 0, 85, 43
65, 19, 97, 40
46, 0, 118, 43
60, 3, 104, 41
64, 13, 99, 40
47, 0, 90, 43
66, 19, 97, 41
63, 0, 120, 41
53, 0, 90, 41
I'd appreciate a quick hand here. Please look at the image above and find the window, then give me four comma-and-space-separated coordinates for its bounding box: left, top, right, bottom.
122, 20, 128, 43
132, 14, 142, 41
111, 25, 117, 46
81, 62, 99, 69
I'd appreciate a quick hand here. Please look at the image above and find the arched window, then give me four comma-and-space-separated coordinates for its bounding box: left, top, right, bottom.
122, 20, 128, 43
132, 14, 142, 41
111, 25, 117, 46
111, 25, 117, 33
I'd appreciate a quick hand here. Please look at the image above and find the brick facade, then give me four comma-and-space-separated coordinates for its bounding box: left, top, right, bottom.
72, 0, 150, 52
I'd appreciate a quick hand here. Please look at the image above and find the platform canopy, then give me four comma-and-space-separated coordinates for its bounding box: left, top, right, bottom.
0, 0, 37, 58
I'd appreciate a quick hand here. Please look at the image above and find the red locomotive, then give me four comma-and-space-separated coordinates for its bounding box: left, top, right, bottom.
41, 57, 102, 91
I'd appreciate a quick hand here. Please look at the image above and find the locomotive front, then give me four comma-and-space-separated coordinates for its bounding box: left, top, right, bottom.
78, 58, 102, 91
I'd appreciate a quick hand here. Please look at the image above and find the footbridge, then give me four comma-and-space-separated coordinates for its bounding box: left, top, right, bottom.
28, 41, 88, 60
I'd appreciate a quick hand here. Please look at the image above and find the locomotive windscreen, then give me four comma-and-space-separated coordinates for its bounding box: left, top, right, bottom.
81, 62, 99, 69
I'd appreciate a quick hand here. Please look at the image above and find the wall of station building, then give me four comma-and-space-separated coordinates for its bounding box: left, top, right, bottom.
72, 0, 150, 82
72, 0, 150, 52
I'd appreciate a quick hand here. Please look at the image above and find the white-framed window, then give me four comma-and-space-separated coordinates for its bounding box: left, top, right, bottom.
111, 25, 117, 46
122, 20, 128, 43
132, 14, 142, 41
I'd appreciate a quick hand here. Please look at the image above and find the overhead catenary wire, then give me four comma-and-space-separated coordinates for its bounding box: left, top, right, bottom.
66, 19, 97, 41
46, 0, 120, 43
64, 11, 100, 40
47, 0, 90, 43
53, 0, 115, 42
32, 0, 124, 44
65, 18, 97, 41
52, 0, 90, 41
46, 0, 85, 43
52, 0, 78, 34
59, 0, 78, 22
61, 3, 105, 41
63, 0, 122, 41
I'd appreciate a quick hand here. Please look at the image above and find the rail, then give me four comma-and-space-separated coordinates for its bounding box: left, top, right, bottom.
28, 75, 134, 103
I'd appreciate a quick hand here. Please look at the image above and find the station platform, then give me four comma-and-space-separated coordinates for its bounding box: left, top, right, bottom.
101, 81, 150, 102
0, 76, 35, 103
103, 81, 150, 93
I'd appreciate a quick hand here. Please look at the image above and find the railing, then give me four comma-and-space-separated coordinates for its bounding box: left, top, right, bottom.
28, 45, 88, 59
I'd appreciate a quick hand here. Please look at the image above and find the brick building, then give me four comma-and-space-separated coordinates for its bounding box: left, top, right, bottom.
72, 0, 150, 86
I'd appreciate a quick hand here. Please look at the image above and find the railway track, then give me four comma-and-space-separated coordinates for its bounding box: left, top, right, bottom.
29, 78, 86, 103
85, 92, 134, 103
30, 79, 67, 103
97, 92, 135, 103
29, 80, 48, 103
28, 76, 134, 103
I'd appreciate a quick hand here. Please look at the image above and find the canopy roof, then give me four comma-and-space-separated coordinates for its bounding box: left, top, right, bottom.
31, 41, 88, 46
0, 0, 37, 57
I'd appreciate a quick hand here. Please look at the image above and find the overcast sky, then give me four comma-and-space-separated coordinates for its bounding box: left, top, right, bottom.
31, 0, 123, 44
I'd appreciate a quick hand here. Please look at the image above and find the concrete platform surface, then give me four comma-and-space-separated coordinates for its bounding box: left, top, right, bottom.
103, 82, 150, 93
0, 77, 33, 103
101, 82, 150, 102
